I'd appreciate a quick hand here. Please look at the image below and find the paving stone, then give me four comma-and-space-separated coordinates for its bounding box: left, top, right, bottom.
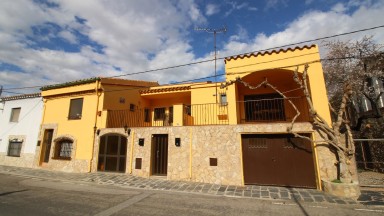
313, 196, 325, 202
244, 191, 252, 197
270, 193, 279, 199
261, 191, 269, 197
268, 187, 278, 193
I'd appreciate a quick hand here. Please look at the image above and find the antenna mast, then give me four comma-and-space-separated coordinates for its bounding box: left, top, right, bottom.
195, 26, 227, 103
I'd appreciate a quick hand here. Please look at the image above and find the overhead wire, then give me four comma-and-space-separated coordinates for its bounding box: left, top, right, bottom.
1, 24, 384, 94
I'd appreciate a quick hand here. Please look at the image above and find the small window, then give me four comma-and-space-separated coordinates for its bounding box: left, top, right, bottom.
154, 107, 165, 121
8, 141, 22, 157
144, 108, 150, 122
119, 97, 125, 104
54, 139, 73, 160
10, 108, 21, 122
220, 94, 227, 106
68, 98, 83, 119
130, 104, 135, 112
185, 105, 191, 116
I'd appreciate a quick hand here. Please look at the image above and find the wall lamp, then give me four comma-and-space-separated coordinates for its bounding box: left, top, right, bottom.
124, 125, 131, 135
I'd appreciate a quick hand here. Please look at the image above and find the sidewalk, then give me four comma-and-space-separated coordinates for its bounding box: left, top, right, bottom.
0, 165, 383, 207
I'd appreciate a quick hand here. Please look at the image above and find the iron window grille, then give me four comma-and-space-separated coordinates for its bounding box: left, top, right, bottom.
54, 140, 73, 160
8, 141, 22, 157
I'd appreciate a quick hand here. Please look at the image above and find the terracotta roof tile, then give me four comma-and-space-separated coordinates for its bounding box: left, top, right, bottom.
0, 93, 41, 101
225, 44, 317, 63
140, 86, 191, 94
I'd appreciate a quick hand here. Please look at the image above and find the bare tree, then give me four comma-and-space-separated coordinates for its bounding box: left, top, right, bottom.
323, 36, 384, 172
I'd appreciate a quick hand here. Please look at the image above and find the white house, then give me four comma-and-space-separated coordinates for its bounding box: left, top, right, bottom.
0, 93, 43, 167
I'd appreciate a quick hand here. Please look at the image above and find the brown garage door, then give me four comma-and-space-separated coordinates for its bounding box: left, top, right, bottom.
242, 134, 316, 188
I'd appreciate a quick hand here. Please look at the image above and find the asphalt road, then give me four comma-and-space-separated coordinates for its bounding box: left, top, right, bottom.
0, 173, 382, 216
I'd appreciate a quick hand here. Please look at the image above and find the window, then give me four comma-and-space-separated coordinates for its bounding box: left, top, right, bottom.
144, 108, 150, 122
10, 108, 21, 122
154, 107, 165, 121
130, 104, 135, 112
169, 107, 173, 123
185, 105, 191, 116
54, 139, 73, 160
220, 94, 228, 106
68, 98, 83, 119
8, 141, 22, 157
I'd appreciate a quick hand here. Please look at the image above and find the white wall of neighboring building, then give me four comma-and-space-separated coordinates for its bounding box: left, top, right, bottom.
0, 94, 43, 167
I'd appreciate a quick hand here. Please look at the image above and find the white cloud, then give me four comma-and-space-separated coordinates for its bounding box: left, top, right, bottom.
222, 0, 384, 60
1, 0, 384, 95
58, 30, 77, 44
206, 4, 220, 16
264, 0, 288, 11
225, 2, 249, 16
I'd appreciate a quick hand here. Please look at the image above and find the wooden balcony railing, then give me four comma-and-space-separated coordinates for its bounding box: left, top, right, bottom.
238, 97, 310, 123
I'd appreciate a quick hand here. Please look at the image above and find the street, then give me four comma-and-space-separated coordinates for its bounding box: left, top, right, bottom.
0, 173, 382, 216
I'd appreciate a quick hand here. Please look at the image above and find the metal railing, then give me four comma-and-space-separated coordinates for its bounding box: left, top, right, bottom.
238, 97, 310, 123
183, 103, 229, 126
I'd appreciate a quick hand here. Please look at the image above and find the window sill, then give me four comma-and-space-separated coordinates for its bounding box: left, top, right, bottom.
52, 157, 71, 161
7, 155, 21, 157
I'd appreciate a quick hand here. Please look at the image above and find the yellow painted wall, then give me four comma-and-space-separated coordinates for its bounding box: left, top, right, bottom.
43, 91, 99, 160
224, 45, 332, 125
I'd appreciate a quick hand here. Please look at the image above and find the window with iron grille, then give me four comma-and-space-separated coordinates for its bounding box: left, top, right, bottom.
154, 107, 165, 121
68, 98, 83, 120
8, 141, 22, 157
10, 107, 21, 122
54, 140, 73, 160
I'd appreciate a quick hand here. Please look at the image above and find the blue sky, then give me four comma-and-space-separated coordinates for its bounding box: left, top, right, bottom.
0, 0, 383, 95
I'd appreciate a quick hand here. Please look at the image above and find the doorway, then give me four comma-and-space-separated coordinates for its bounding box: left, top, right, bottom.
151, 134, 168, 176
40, 129, 53, 164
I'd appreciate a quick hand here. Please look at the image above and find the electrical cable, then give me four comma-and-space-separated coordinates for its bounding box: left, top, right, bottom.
2, 24, 384, 92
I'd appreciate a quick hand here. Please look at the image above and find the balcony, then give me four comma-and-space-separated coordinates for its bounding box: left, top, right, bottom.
105, 97, 309, 128
106, 103, 229, 128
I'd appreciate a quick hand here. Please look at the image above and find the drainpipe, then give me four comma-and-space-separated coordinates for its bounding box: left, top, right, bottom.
90, 78, 101, 172
38, 98, 47, 166
312, 132, 322, 191
189, 127, 192, 180
129, 130, 135, 174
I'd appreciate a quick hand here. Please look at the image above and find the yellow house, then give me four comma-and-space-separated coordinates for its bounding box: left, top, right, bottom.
35, 77, 158, 172
95, 44, 343, 190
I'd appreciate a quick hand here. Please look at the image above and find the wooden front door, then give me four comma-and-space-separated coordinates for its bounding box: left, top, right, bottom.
151, 134, 168, 176
41, 129, 53, 164
242, 134, 316, 188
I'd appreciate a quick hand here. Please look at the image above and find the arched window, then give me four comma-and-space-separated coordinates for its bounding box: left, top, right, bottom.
54, 139, 73, 160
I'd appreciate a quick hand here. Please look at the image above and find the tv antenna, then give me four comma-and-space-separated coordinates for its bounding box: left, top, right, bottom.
195, 26, 227, 103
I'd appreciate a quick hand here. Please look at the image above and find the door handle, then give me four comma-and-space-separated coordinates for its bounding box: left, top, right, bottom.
157, 150, 159, 158
272, 157, 276, 162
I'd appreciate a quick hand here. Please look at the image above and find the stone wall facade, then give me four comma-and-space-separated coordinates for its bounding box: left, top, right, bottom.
94, 123, 340, 188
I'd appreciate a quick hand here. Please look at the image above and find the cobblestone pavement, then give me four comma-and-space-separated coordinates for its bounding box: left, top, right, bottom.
0, 165, 383, 207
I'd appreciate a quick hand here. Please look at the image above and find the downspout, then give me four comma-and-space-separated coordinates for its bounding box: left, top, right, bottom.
189, 127, 192, 180
129, 130, 135, 174
38, 98, 47, 166
90, 78, 101, 172
312, 132, 322, 191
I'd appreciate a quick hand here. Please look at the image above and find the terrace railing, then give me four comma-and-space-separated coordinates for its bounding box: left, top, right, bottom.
238, 97, 310, 123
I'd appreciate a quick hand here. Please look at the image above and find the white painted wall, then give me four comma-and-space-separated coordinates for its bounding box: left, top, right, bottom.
0, 97, 43, 154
